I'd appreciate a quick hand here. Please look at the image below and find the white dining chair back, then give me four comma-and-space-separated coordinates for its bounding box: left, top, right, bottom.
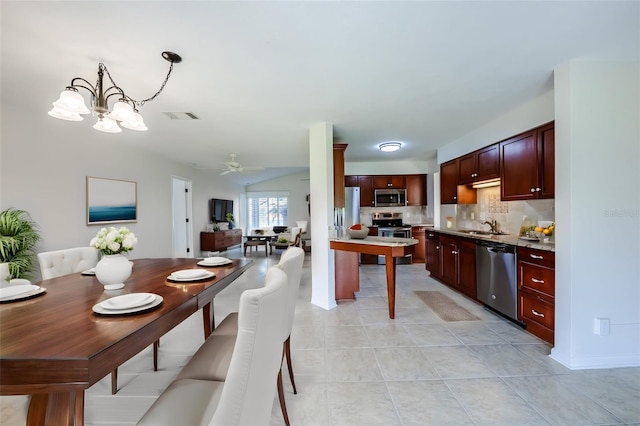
37, 247, 99, 280
0, 263, 10, 284
276, 247, 305, 340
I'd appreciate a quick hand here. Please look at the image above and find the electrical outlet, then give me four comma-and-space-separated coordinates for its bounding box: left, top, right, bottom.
593, 318, 610, 336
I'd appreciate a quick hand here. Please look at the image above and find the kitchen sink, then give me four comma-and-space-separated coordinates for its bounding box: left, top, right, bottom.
456, 229, 493, 235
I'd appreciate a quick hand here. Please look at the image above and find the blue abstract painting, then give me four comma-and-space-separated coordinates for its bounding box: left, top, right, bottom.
87, 177, 137, 225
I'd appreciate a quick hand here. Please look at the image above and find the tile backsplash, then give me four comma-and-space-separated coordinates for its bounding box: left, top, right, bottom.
441, 186, 554, 235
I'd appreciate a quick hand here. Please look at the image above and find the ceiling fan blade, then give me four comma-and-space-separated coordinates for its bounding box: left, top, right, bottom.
220, 170, 231, 175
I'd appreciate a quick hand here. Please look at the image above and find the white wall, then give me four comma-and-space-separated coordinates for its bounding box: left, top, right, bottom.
552, 61, 640, 368
345, 159, 434, 175
438, 90, 555, 163
0, 104, 245, 279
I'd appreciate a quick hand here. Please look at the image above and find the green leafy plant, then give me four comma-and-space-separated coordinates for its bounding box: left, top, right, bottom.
213, 225, 221, 232
277, 237, 289, 244
225, 213, 234, 222
0, 208, 41, 279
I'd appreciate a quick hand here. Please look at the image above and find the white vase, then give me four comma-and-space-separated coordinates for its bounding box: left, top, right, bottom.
95, 254, 132, 290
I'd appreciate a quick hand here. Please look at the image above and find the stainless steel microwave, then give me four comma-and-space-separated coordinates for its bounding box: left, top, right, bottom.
374, 189, 407, 207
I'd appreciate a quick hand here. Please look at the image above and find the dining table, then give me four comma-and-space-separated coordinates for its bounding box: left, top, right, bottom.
0, 257, 253, 426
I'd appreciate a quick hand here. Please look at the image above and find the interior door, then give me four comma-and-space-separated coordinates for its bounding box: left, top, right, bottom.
171, 176, 193, 258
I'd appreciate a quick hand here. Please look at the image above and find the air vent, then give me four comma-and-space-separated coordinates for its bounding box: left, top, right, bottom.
163, 112, 199, 120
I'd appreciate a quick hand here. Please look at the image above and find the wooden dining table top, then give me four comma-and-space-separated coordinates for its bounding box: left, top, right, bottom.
0, 257, 253, 395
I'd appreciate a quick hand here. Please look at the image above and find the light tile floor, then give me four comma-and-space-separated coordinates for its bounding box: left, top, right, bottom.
2, 248, 638, 425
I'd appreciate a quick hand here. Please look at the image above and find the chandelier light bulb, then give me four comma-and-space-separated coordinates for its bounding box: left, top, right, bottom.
93, 116, 122, 133
47, 106, 83, 121
120, 113, 148, 131
52, 90, 90, 114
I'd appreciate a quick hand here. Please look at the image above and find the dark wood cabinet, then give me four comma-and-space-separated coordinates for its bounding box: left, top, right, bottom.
458, 144, 500, 184
457, 238, 477, 299
501, 122, 554, 201
200, 229, 242, 253
440, 160, 459, 204
345, 175, 374, 207
425, 232, 477, 300
333, 144, 348, 208
425, 231, 441, 279
373, 175, 405, 189
518, 246, 555, 344
411, 226, 426, 263
406, 174, 427, 206
441, 160, 476, 205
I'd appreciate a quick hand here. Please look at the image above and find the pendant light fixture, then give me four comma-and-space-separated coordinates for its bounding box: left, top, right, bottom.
48, 51, 182, 133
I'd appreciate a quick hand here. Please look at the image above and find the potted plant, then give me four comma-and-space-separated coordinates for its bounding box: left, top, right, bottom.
225, 213, 235, 229
0, 208, 41, 280
89, 226, 137, 290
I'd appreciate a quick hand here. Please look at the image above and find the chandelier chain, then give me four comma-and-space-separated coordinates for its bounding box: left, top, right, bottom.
100, 61, 176, 108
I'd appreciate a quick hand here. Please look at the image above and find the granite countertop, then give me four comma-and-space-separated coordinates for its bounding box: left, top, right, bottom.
330, 236, 418, 247
431, 227, 555, 252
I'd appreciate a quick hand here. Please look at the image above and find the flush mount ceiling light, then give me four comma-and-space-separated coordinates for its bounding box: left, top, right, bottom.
379, 142, 402, 152
48, 51, 182, 133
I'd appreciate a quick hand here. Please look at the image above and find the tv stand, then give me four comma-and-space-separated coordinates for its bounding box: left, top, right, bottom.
200, 229, 242, 253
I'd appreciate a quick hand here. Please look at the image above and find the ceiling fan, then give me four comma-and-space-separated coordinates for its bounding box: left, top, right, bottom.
220, 154, 264, 175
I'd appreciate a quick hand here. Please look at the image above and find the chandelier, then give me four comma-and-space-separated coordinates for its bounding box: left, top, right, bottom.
48, 51, 182, 133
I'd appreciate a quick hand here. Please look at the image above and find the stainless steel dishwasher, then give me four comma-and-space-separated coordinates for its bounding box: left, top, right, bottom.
476, 240, 518, 321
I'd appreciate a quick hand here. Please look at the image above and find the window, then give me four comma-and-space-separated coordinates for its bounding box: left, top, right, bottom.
246, 192, 289, 229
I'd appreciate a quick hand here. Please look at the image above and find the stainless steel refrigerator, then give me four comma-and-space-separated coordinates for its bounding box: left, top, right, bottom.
334, 187, 360, 234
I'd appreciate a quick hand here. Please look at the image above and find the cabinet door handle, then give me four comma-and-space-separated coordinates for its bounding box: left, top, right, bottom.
530, 254, 544, 259
436, 246, 440, 250
531, 278, 545, 284
451, 250, 458, 255
536, 187, 541, 192
531, 310, 545, 318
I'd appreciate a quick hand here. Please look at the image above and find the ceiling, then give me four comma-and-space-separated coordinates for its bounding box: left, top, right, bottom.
1, 1, 638, 185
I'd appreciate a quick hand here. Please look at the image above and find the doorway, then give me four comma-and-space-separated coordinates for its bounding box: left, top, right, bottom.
171, 176, 193, 258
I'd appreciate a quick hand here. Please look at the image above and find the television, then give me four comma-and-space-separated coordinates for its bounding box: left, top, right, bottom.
209, 198, 233, 223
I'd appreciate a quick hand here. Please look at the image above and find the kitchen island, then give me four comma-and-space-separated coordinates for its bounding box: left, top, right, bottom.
330, 236, 417, 319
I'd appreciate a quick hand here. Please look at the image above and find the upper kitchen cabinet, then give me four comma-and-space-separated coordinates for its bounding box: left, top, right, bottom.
440, 160, 458, 204
333, 144, 348, 208
373, 175, 406, 189
405, 174, 427, 206
458, 144, 500, 185
345, 175, 374, 207
441, 159, 477, 204
500, 122, 554, 201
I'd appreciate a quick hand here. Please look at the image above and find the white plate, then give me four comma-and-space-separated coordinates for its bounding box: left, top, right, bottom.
168, 270, 215, 282
101, 293, 156, 310
0, 284, 39, 299
9, 278, 32, 286
81, 268, 96, 276
519, 236, 540, 241
171, 269, 210, 280
0, 285, 46, 303
93, 295, 163, 315
197, 257, 232, 266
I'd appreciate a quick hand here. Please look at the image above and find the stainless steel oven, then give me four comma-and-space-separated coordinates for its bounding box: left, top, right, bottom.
372, 212, 412, 264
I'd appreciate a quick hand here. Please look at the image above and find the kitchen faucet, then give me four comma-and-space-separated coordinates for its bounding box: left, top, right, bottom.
482, 219, 499, 234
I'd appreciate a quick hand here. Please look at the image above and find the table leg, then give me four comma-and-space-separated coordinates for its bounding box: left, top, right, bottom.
203, 302, 213, 338
384, 255, 396, 319
27, 391, 84, 426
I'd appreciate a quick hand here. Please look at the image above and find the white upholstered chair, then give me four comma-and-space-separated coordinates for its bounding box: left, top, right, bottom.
37, 247, 99, 280
0, 263, 10, 284
137, 267, 290, 426
37, 247, 155, 395
176, 247, 305, 425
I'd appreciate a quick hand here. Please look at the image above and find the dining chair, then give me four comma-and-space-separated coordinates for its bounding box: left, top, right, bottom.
37, 247, 156, 395
175, 247, 305, 425
136, 267, 290, 426
0, 263, 9, 284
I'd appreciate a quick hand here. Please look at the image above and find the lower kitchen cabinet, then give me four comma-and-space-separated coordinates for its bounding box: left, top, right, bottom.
425, 231, 441, 278
440, 235, 476, 299
411, 226, 426, 263
518, 246, 555, 344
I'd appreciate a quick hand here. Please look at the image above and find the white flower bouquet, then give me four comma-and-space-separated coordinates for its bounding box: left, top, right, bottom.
90, 226, 138, 256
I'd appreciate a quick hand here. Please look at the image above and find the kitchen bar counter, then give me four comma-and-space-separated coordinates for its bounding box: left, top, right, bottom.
431, 228, 555, 252
330, 236, 418, 318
